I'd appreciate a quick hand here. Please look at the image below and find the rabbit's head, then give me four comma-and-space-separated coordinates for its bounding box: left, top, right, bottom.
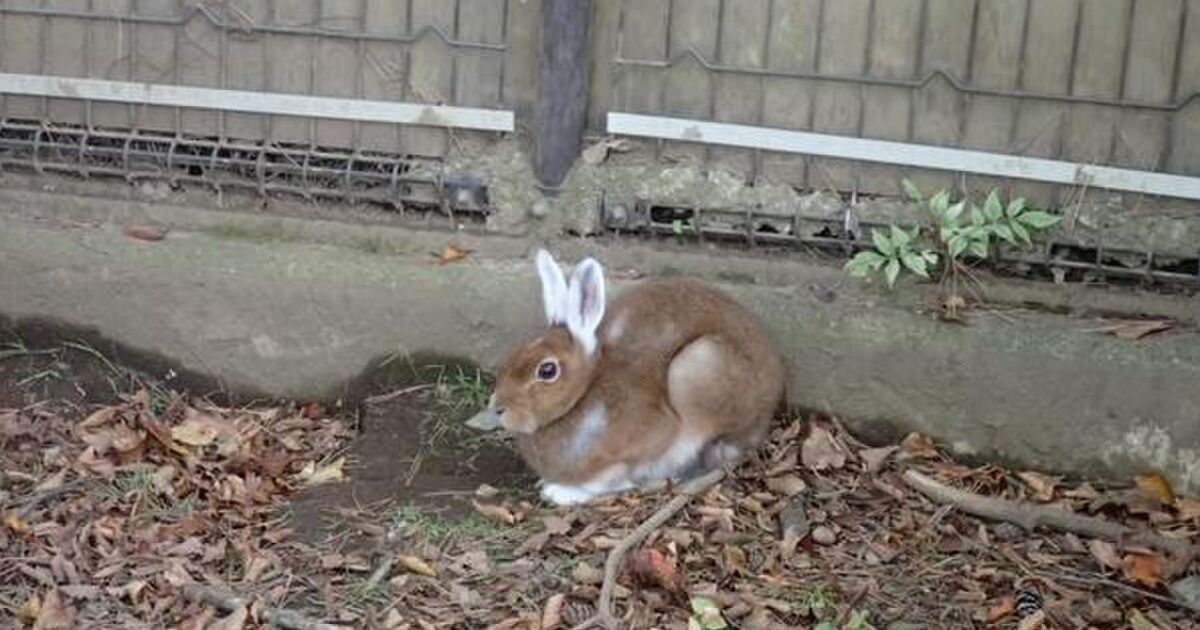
467, 249, 606, 434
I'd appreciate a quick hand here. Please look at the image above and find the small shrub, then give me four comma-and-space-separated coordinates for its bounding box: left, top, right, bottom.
845, 181, 1061, 316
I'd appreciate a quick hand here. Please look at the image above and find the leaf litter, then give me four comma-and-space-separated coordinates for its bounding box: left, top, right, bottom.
1, 372, 1198, 629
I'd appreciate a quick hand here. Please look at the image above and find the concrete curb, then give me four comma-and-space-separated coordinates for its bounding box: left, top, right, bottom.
1, 190, 1198, 493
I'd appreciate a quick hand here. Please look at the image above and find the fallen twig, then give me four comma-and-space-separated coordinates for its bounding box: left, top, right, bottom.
364, 551, 395, 591
364, 384, 433, 405
180, 583, 347, 630
903, 470, 1197, 571
569, 468, 726, 630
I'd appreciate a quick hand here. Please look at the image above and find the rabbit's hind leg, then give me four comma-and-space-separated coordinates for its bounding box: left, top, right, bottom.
667, 334, 776, 475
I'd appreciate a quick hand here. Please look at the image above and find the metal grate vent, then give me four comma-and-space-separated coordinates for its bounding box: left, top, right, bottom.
0, 120, 490, 219
600, 198, 1200, 289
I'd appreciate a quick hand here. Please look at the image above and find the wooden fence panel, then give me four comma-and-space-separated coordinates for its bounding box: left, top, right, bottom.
2, 1, 48, 120
315, 0, 362, 148
760, 0, 821, 186
85, 0, 136, 129
809, 0, 869, 193
661, 0, 719, 165
960, 0, 1027, 197
1010, 0, 1077, 206
225, 1, 272, 141
268, 0, 319, 145
711, 0, 770, 177
614, 0, 669, 115
858, 0, 922, 196
131, 0, 178, 132
1168, 0, 1200, 175
402, 0, 455, 157
1112, 0, 1184, 172
909, 0, 975, 193
44, 0, 88, 125
1062, 0, 1130, 172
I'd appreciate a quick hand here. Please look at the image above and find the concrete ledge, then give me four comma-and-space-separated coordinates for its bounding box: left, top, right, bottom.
1, 192, 1198, 493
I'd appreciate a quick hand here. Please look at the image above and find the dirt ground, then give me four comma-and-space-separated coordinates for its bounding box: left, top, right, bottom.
2, 327, 1199, 630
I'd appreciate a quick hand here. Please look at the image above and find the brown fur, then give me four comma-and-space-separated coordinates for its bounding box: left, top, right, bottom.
493, 277, 786, 487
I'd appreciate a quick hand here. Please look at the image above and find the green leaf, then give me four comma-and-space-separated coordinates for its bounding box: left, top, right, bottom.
992, 223, 1015, 244
970, 206, 985, 226
884, 258, 901, 288
871, 228, 894, 256
930, 190, 951, 216
922, 250, 940, 266
1006, 197, 1026, 219
945, 201, 965, 223
982, 190, 1003, 221
890, 224, 911, 249
968, 239, 989, 259
1019, 210, 1061, 229
689, 596, 728, 630
901, 179, 923, 203
948, 235, 968, 258
845, 251, 887, 277
1010, 220, 1031, 246
901, 252, 930, 278
814, 623, 839, 630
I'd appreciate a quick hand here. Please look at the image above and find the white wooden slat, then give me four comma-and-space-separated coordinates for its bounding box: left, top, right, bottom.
0, 73, 515, 132
608, 112, 1200, 201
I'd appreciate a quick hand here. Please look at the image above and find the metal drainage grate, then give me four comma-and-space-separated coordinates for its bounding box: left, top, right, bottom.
600, 198, 1200, 289
0, 119, 490, 218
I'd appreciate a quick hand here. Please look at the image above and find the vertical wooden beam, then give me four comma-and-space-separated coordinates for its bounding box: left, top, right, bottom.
535, 0, 593, 192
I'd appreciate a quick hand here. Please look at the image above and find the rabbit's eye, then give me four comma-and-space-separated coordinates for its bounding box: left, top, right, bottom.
536, 361, 559, 382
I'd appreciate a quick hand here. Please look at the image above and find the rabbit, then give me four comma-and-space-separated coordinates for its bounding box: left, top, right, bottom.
467, 249, 786, 506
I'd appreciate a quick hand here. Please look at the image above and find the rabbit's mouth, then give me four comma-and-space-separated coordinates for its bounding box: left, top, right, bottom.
465, 405, 503, 431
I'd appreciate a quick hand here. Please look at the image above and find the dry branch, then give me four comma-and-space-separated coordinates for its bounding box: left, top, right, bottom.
180, 583, 346, 630
569, 467, 726, 630
903, 470, 1197, 569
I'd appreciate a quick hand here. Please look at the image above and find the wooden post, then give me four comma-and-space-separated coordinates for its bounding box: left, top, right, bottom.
534, 0, 593, 193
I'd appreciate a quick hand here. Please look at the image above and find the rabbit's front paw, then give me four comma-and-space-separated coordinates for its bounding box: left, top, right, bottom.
540, 482, 596, 506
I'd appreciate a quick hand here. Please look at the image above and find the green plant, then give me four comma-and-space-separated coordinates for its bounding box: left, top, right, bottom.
845, 181, 1061, 315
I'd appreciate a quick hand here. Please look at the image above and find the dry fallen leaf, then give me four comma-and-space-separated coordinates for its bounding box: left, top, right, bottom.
571, 562, 603, 586
472, 500, 517, 525
1135, 472, 1176, 505
1122, 552, 1165, 588
435, 243, 473, 265
541, 593, 565, 629
800, 424, 846, 471
1088, 540, 1123, 571
1127, 609, 1165, 630
1105, 320, 1173, 340
984, 596, 1015, 623
628, 548, 686, 600
32, 589, 74, 630
397, 555, 438, 578
859, 445, 898, 474
123, 223, 170, 242
899, 432, 939, 459
764, 474, 806, 497
4, 511, 30, 535
1017, 471, 1059, 502
296, 457, 346, 487
171, 416, 222, 447
1016, 609, 1046, 630
1175, 497, 1200, 521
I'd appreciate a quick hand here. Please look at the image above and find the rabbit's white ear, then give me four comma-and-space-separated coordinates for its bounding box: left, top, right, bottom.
567, 257, 606, 355
535, 249, 569, 325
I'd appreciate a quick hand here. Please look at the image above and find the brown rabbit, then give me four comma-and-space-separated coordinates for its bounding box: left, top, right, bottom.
468, 249, 786, 505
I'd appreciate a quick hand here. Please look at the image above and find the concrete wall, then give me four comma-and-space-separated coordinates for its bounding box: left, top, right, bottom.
0, 181, 1198, 493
